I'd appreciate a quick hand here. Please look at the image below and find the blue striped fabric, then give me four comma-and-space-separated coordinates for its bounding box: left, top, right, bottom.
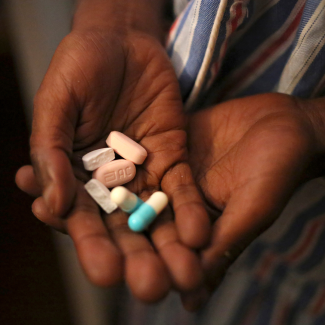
169, 0, 325, 109
278, 0, 325, 97
168, 0, 225, 100
210, 0, 303, 102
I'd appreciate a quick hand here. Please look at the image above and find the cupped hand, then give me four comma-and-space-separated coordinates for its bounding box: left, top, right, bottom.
15, 29, 210, 302
184, 93, 324, 310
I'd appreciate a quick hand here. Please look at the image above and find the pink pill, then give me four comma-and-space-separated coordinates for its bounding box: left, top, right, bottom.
106, 131, 147, 165
92, 160, 136, 188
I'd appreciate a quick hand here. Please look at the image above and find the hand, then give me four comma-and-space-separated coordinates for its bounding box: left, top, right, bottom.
15, 28, 210, 302
184, 93, 325, 310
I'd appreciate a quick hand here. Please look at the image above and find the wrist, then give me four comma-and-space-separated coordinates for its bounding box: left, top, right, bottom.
72, 0, 172, 43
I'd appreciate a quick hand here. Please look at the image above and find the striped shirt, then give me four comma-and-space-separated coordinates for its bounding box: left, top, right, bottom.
168, 0, 325, 110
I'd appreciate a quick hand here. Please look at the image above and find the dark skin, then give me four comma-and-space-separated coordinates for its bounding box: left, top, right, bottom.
17, 90, 325, 309
15, 0, 325, 311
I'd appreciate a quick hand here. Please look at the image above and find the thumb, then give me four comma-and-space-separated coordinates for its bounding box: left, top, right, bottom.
201, 177, 295, 291
30, 71, 78, 219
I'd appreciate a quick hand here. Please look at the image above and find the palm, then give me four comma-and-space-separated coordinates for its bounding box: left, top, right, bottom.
18, 30, 209, 303
38, 31, 184, 188
187, 94, 318, 298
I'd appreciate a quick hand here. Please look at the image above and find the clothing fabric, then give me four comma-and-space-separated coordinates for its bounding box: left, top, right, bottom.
115, 1, 325, 324
168, 0, 325, 110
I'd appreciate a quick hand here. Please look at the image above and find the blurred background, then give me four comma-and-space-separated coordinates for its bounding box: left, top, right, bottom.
0, 1, 120, 324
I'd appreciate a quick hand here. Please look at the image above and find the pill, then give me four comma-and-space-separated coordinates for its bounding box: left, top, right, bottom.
111, 186, 143, 213
106, 131, 147, 165
128, 192, 168, 232
84, 179, 117, 214
92, 159, 136, 188
82, 148, 115, 171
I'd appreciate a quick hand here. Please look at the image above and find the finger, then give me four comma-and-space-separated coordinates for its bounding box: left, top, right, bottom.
138, 131, 211, 249
150, 207, 204, 292
16, 165, 42, 197
161, 162, 211, 248
66, 182, 124, 286
104, 208, 171, 303
32, 197, 65, 231
30, 74, 78, 219
201, 180, 292, 291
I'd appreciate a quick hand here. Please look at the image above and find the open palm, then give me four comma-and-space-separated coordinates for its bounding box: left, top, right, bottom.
16, 30, 210, 302
186, 93, 322, 309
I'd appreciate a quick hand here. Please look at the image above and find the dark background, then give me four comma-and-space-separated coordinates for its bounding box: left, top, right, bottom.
0, 7, 72, 325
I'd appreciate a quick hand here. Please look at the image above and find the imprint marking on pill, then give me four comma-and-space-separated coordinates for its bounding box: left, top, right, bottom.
93, 160, 136, 188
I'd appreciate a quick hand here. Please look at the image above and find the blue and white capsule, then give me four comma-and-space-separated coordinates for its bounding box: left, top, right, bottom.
128, 192, 168, 232
110, 186, 143, 214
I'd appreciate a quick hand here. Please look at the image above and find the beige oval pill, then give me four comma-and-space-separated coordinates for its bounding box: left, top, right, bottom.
106, 131, 147, 165
92, 160, 136, 188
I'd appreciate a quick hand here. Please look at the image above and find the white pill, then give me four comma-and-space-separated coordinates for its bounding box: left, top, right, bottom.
82, 148, 115, 171
111, 186, 143, 213
84, 179, 117, 214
